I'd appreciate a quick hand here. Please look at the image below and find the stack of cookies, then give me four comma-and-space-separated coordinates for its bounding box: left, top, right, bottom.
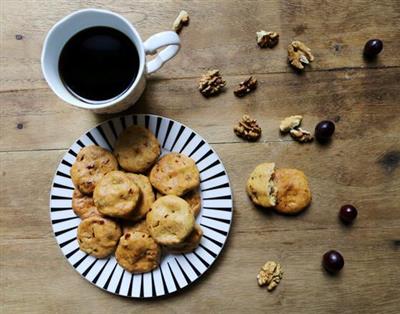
246, 162, 312, 214
70, 125, 202, 274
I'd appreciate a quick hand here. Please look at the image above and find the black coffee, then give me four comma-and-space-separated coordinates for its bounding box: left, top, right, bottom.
59, 26, 139, 102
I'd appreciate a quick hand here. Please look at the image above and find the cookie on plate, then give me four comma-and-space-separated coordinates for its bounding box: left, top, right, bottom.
149, 153, 200, 196
70, 145, 118, 194
157, 188, 201, 217
72, 188, 102, 219
165, 223, 203, 254
122, 219, 149, 234
93, 171, 140, 218
274, 168, 312, 214
246, 162, 277, 208
146, 195, 195, 246
77, 216, 121, 258
125, 173, 155, 221
114, 125, 161, 173
115, 231, 161, 273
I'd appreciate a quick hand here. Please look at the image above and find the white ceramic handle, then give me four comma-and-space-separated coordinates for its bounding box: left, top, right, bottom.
143, 31, 180, 74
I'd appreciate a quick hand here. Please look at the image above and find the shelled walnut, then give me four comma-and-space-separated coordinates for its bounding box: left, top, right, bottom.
287, 41, 314, 70
234, 115, 262, 141
234, 76, 257, 97
256, 31, 279, 48
280, 115, 303, 133
257, 261, 283, 291
172, 10, 189, 33
198, 70, 226, 97
290, 127, 313, 143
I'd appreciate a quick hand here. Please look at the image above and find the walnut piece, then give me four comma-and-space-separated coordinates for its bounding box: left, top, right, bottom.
234, 76, 257, 97
198, 70, 226, 97
234, 115, 262, 141
287, 41, 314, 70
290, 127, 313, 143
256, 31, 279, 48
172, 10, 189, 33
257, 261, 283, 291
280, 115, 303, 133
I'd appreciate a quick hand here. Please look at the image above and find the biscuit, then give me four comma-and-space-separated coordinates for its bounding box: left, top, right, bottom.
72, 188, 102, 219
70, 145, 118, 194
122, 219, 149, 234
165, 223, 203, 254
93, 171, 140, 218
77, 216, 121, 258
246, 163, 277, 207
157, 189, 201, 217
146, 195, 195, 246
149, 153, 200, 196
125, 173, 155, 221
115, 231, 161, 273
114, 125, 161, 173
274, 168, 312, 214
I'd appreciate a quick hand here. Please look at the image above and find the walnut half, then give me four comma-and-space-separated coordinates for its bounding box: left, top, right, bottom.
280, 115, 303, 133
290, 127, 313, 143
256, 31, 279, 48
234, 76, 257, 97
257, 261, 283, 291
288, 41, 314, 70
234, 115, 262, 141
172, 10, 189, 33
198, 70, 226, 97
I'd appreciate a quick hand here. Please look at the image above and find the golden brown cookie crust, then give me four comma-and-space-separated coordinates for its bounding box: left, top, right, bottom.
149, 153, 200, 196
146, 195, 195, 246
77, 216, 121, 258
125, 173, 155, 221
274, 168, 312, 214
122, 219, 149, 235
115, 231, 161, 273
157, 189, 201, 217
114, 125, 161, 173
70, 145, 118, 194
165, 223, 203, 254
94, 171, 140, 218
246, 162, 277, 208
72, 189, 102, 219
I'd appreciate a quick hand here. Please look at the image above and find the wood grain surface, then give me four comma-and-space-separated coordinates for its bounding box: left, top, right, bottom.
0, 1, 399, 313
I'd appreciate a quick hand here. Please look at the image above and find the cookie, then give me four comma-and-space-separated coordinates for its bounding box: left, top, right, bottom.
146, 195, 195, 246
93, 171, 140, 218
122, 219, 149, 234
157, 189, 201, 217
274, 168, 312, 214
115, 231, 161, 273
165, 223, 203, 254
70, 145, 118, 194
114, 125, 161, 173
77, 216, 121, 258
246, 163, 277, 208
72, 188, 102, 219
125, 173, 155, 221
149, 153, 200, 196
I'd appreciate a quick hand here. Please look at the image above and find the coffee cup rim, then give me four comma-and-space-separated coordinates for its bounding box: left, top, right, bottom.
41, 8, 146, 110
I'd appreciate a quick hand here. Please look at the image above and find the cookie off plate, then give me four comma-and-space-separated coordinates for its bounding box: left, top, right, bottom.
49, 114, 233, 298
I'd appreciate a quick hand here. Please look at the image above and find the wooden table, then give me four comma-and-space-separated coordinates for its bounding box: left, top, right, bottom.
1, 1, 399, 313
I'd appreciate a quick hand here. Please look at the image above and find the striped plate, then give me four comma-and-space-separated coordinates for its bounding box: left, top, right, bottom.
49, 114, 233, 298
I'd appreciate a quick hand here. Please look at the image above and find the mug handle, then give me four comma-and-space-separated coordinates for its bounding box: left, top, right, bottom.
143, 31, 181, 74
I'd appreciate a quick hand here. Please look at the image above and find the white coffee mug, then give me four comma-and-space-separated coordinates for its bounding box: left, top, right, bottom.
41, 8, 180, 113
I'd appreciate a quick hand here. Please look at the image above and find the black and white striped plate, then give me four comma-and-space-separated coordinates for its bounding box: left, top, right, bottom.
49, 114, 233, 298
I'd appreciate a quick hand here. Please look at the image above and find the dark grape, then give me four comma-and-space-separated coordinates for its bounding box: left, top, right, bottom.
315, 120, 335, 142
322, 250, 344, 273
363, 39, 383, 58
339, 204, 358, 224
